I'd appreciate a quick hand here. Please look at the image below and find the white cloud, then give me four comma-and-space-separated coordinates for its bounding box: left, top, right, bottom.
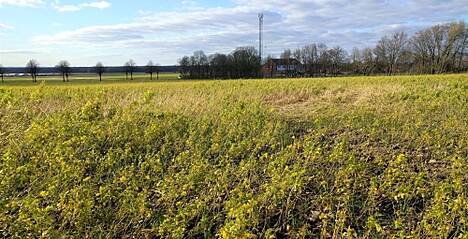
54, 4, 80, 12
81, 1, 110, 9
0, 23, 14, 29
32, 0, 468, 64
53, 0, 111, 12
0, 49, 45, 54
0, 0, 43, 7
35, 6, 272, 43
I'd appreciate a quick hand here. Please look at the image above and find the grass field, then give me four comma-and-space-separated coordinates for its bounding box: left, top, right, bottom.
0, 73, 180, 86
0, 74, 467, 238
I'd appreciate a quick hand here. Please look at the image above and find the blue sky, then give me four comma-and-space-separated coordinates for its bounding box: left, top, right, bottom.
0, 0, 467, 66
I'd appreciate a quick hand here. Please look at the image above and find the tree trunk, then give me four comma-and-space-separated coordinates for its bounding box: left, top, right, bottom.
131, 72, 133, 80
99, 73, 102, 82
1, 74, 3, 83
157, 72, 159, 80
63, 74, 65, 82
150, 72, 153, 80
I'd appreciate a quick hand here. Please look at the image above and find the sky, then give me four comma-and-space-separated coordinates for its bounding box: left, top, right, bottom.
0, 0, 467, 67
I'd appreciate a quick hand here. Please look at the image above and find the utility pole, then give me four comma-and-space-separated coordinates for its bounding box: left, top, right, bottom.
258, 13, 263, 62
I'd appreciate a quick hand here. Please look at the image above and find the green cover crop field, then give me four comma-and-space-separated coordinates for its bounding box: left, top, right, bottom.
0, 74, 467, 238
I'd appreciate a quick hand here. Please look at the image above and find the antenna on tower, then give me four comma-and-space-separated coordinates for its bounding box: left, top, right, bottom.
258, 13, 264, 62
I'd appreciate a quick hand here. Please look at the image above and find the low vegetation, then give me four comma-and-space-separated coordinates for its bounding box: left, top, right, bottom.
0, 73, 180, 86
0, 74, 467, 238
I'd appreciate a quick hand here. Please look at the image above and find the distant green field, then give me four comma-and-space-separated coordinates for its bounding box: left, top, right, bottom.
0, 74, 467, 238
0, 72, 180, 86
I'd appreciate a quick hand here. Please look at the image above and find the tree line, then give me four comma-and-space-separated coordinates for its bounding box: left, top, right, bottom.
0, 60, 160, 83
179, 47, 261, 79
347, 21, 467, 76
179, 21, 467, 79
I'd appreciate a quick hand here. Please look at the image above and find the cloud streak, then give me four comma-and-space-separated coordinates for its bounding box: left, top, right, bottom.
0, 49, 45, 54
0, 23, 14, 29
52, 0, 111, 12
0, 0, 43, 7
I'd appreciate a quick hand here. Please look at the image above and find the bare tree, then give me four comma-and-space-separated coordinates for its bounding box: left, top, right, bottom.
154, 63, 161, 80
315, 43, 329, 75
146, 61, 161, 80
56, 60, 71, 82
146, 61, 156, 80
182, 51, 210, 79
209, 53, 230, 79
328, 46, 347, 76
178, 56, 190, 79
411, 21, 467, 74
155, 63, 160, 80
293, 48, 303, 64
447, 22, 467, 72
374, 32, 408, 75
26, 60, 40, 83
348, 47, 377, 75
350, 47, 362, 74
94, 62, 105, 81
411, 28, 433, 73
0, 65, 5, 83
280, 49, 293, 76
124, 59, 136, 80
280, 49, 292, 59
193, 51, 209, 79
361, 48, 377, 75
230, 47, 260, 78
124, 63, 129, 80
296, 44, 319, 76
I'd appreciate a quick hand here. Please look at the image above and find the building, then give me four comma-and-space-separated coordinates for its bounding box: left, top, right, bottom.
262, 58, 303, 78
